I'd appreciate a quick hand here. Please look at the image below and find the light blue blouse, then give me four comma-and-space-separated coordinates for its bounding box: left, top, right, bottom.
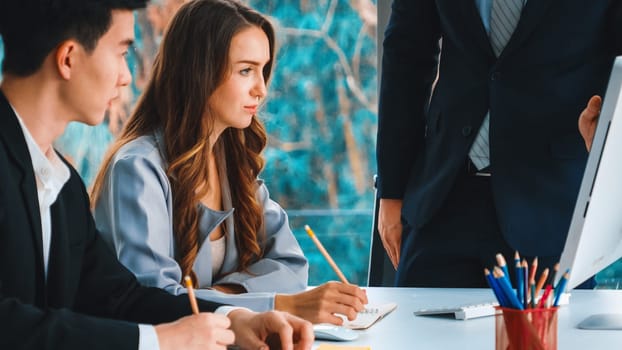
93, 133, 309, 311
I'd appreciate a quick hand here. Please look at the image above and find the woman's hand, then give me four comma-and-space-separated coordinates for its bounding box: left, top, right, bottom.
275, 281, 368, 324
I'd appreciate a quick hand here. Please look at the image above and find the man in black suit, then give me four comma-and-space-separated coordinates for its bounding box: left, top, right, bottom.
0, 1, 313, 349
376, 0, 622, 287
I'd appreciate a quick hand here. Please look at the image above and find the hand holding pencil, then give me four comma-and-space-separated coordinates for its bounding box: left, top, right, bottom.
271, 225, 368, 325
149, 275, 234, 350
183, 275, 315, 350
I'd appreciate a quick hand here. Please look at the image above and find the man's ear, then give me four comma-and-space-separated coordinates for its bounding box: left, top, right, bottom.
55, 40, 79, 80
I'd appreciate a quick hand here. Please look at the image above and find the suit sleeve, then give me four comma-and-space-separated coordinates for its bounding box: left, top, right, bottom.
607, 0, 622, 55
376, 0, 442, 198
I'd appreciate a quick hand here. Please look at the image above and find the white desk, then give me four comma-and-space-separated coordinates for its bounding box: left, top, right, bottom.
314, 287, 622, 349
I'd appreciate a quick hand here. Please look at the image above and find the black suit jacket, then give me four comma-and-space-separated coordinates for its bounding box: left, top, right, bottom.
377, 0, 622, 256
0, 92, 224, 349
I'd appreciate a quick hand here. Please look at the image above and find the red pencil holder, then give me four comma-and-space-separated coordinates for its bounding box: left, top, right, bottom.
495, 306, 558, 350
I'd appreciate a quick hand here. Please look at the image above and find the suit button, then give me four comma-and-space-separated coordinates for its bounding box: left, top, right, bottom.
462, 126, 472, 136
491, 71, 500, 80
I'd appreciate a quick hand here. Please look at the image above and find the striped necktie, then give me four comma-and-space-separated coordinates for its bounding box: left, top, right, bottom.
469, 0, 524, 170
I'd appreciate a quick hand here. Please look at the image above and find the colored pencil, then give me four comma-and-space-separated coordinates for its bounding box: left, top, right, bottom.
304, 225, 349, 284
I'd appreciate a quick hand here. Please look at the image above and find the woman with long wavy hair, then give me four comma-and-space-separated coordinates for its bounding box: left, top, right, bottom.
91, 0, 367, 325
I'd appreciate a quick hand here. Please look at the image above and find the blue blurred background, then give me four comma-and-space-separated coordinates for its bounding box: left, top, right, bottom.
0, 0, 620, 288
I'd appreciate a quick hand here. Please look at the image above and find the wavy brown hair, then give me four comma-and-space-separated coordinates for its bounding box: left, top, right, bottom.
91, 0, 275, 285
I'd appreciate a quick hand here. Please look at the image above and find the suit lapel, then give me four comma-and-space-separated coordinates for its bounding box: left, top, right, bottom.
47, 198, 69, 306
498, 0, 557, 59
0, 92, 46, 280
459, 0, 495, 57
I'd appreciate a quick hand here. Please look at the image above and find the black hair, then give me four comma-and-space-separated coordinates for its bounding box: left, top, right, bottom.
0, 0, 148, 76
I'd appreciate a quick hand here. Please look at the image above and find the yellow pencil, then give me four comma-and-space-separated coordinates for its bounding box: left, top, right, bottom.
184, 275, 199, 315
304, 225, 349, 284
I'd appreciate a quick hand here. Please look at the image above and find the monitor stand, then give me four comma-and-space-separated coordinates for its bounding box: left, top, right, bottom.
577, 314, 622, 330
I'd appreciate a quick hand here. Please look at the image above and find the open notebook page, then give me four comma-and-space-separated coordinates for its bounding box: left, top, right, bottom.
342, 302, 397, 330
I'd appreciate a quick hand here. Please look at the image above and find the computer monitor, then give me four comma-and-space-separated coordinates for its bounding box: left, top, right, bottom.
558, 56, 622, 292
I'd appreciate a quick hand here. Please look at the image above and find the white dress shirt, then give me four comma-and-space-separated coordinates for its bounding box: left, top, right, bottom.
13, 111, 161, 350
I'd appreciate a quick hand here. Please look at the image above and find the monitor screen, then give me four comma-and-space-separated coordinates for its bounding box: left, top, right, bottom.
558, 56, 622, 289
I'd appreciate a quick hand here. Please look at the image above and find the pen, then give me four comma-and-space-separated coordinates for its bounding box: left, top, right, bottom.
304, 225, 349, 284
184, 275, 199, 315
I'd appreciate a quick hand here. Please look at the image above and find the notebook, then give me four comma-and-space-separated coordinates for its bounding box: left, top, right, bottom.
342, 302, 397, 329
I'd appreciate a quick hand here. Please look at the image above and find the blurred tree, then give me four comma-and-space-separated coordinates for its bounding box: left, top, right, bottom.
1, 0, 621, 287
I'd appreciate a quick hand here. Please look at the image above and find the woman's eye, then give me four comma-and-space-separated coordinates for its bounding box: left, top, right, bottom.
240, 68, 252, 76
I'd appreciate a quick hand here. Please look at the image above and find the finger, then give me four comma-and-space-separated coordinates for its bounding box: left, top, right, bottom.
334, 292, 366, 313
379, 229, 397, 268
325, 283, 369, 306
388, 239, 400, 269
316, 311, 345, 325
216, 329, 236, 347
319, 300, 361, 321
285, 314, 314, 350
586, 95, 602, 118
200, 313, 231, 329
393, 240, 401, 269
271, 317, 294, 350
379, 230, 393, 260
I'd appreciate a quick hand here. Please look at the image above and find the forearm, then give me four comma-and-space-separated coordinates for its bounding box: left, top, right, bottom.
377, 0, 441, 198
193, 286, 276, 312
0, 298, 138, 350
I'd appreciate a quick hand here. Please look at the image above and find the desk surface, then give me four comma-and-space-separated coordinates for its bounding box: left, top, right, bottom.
314, 287, 622, 349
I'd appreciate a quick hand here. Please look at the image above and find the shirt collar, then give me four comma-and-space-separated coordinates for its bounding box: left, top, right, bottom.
11, 105, 70, 198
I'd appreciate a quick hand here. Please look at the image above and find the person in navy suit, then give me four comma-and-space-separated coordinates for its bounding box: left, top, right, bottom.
376, 0, 622, 287
0, 1, 313, 349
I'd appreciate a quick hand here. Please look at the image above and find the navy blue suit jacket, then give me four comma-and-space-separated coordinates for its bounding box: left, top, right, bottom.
377, 0, 622, 256
0, 92, 224, 350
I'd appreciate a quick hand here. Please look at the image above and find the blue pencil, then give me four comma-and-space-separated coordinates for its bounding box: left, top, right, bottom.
496, 253, 510, 283
515, 261, 524, 308
493, 267, 524, 310
506, 250, 520, 284
553, 270, 570, 307
485, 268, 508, 307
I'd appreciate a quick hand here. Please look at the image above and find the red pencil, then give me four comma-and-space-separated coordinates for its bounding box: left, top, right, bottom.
538, 285, 553, 309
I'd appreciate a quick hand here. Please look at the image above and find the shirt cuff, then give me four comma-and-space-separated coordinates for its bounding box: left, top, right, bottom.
138, 324, 160, 350
215, 305, 253, 316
